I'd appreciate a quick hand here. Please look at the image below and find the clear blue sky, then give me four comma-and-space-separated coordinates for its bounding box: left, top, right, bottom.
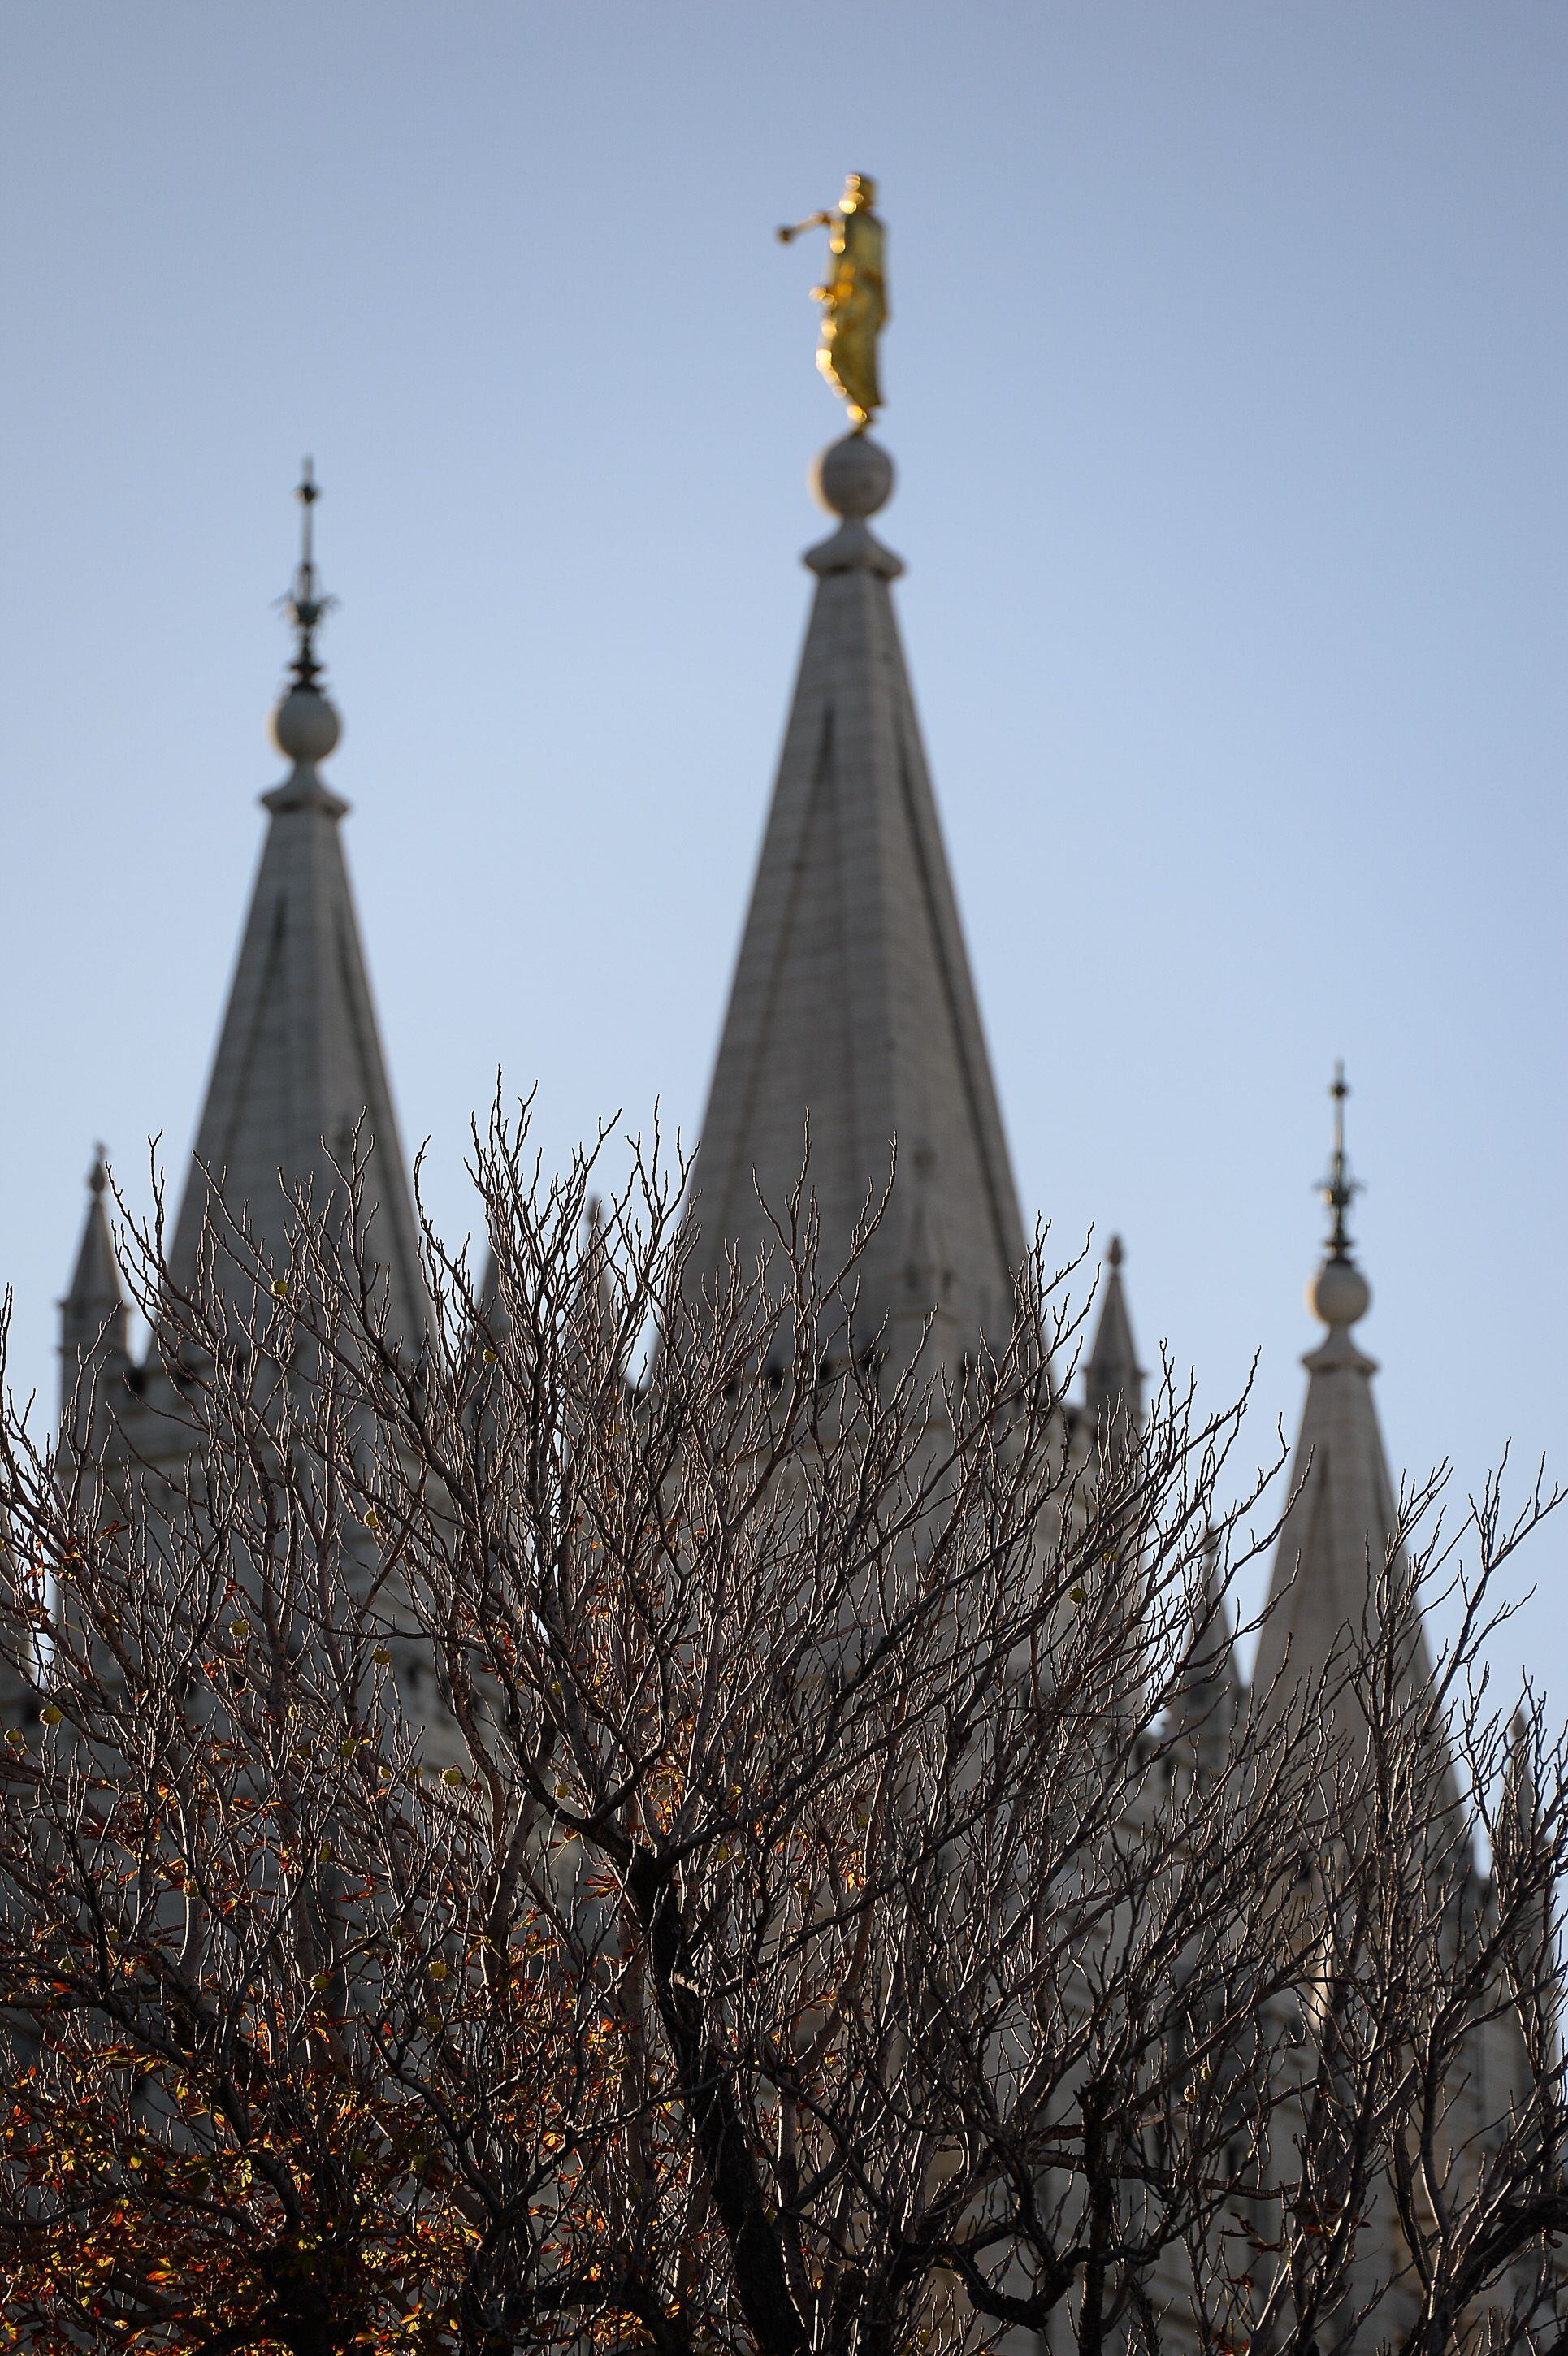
2, 5, 1563, 1680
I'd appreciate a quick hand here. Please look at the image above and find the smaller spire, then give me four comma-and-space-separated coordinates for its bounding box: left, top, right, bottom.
1505, 1706, 1540, 1832
474, 1244, 510, 1354
569, 1197, 622, 1389
474, 1201, 621, 1397
60, 1146, 129, 1418
1253, 1074, 1438, 1773
1085, 1232, 1145, 1452
1501, 1705, 1557, 2021
1172, 1529, 1243, 1773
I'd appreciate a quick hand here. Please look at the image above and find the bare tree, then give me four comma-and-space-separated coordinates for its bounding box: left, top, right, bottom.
0, 1110, 1562, 2356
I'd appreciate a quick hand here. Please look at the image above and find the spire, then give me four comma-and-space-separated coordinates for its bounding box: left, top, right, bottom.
570, 1197, 617, 1363
486, 1202, 622, 1381
470, 1202, 623, 1445
1085, 1234, 1144, 1456
1251, 1074, 1449, 1787
1501, 1708, 1557, 2022
1172, 1530, 1244, 1777
1503, 1708, 1541, 1846
565, 1196, 626, 1422
682, 432, 1028, 1369
1321, 1059, 1359, 1262
163, 470, 427, 1346
474, 1245, 510, 1354
59, 1148, 129, 1413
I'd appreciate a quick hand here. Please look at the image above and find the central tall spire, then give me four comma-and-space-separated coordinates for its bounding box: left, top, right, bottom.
682, 430, 1028, 1365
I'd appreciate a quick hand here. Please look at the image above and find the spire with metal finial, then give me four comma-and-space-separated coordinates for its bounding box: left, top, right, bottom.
1085, 1231, 1144, 1451
678, 201, 1025, 1373
1307, 1063, 1371, 1336
271, 461, 342, 776
1173, 1525, 1245, 1775
162, 461, 427, 1345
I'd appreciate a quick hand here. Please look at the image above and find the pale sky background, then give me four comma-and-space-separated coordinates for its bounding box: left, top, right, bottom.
1, 6, 1563, 1683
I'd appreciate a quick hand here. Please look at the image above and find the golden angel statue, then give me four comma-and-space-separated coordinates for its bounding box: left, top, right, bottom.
778, 173, 888, 429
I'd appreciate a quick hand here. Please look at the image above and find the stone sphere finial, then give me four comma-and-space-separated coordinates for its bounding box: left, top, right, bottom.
1308, 1254, 1371, 1332
271, 684, 342, 767
812, 432, 894, 518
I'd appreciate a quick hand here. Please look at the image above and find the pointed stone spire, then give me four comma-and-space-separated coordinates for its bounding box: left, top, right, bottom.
682, 432, 1027, 1369
570, 1197, 617, 1358
59, 1148, 130, 1421
474, 1245, 510, 1354
1172, 1529, 1244, 1776
164, 468, 427, 1346
1501, 1707, 1557, 2018
470, 1201, 624, 1447
1251, 1072, 1447, 1782
1501, 1707, 1544, 1872
1505, 1705, 1540, 1822
1085, 1234, 1144, 1457
565, 1195, 626, 1423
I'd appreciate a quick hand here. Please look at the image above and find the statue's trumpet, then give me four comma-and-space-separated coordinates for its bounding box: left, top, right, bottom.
776, 212, 834, 245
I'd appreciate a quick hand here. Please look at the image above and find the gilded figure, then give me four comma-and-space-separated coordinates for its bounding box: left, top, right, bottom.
778, 173, 888, 429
